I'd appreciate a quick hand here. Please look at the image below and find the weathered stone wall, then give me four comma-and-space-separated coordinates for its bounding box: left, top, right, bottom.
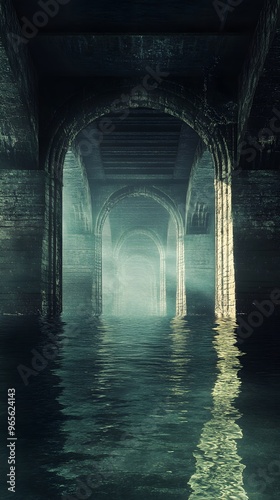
185, 149, 215, 315
62, 151, 94, 313
0, 2, 40, 315
0, 0, 38, 169
232, 170, 280, 314
0, 170, 45, 314
185, 229, 215, 316
63, 151, 92, 234
63, 234, 95, 313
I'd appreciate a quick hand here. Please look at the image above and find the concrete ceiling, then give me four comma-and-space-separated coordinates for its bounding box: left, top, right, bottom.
76, 108, 199, 181
99, 109, 197, 179
12, 0, 263, 34
11, 0, 264, 85
10, 0, 267, 184
23, 34, 249, 79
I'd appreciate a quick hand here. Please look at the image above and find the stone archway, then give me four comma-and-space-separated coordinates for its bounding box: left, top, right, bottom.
94, 185, 186, 317
43, 83, 236, 318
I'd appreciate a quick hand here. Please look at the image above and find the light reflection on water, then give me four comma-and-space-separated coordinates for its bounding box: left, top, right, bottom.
188, 320, 248, 499
49, 315, 248, 499
0, 315, 257, 500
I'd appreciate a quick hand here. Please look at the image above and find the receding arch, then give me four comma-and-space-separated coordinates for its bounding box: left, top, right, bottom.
114, 228, 164, 261
93, 186, 186, 317
96, 185, 184, 236
116, 253, 158, 316
114, 228, 166, 316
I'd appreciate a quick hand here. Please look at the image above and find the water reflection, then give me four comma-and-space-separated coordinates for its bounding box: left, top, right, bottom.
0, 315, 251, 499
50, 316, 218, 498
0, 316, 67, 500
188, 320, 248, 499
169, 317, 191, 397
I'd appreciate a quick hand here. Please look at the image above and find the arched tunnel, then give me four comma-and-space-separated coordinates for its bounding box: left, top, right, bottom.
63, 108, 218, 319
0, 0, 280, 322
1, 2, 280, 499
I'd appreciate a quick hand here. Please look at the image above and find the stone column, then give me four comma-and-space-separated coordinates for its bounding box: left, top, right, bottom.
214, 175, 236, 318
92, 232, 102, 316
176, 233, 187, 317
211, 128, 236, 319
159, 253, 166, 316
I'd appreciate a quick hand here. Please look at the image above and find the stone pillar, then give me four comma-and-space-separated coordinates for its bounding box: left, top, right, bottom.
176, 233, 187, 317
215, 176, 236, 318
113, 259, 120, 316
92, 232, 102, 315
41, 173, 63, 317
159, 253, 166, 316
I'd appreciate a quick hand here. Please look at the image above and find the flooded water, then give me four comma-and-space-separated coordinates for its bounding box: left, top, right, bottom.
0, 313, 280, 499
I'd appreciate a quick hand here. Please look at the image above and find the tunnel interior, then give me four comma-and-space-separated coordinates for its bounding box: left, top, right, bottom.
2, 3, 280, 499
2, 0, 279, 321
62, 108, 216, 317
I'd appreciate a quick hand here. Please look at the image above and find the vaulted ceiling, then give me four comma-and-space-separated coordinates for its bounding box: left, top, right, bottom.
75, 109, 199, 181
